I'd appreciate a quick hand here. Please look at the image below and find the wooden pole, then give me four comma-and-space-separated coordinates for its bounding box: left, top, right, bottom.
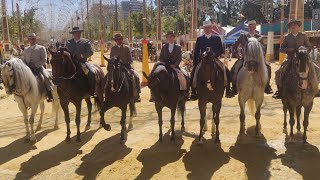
16, 3, 23, 45
156, 0, 161, 50
1, 0, 11, 61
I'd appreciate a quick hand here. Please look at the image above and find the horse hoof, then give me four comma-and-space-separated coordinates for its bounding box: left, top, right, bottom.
128, 124, 133, 131
214, 138, 221, 144
104, 124, 111, 131
158, 138, 163, 143
76, 138, 82, 143
203, 126, 208, 132
35, 126, 41, 132
65, 137, 71, 143
197, 138, 204, 145
24, 138, 30, 143
85, 125, 91, 131
288, 137, 295, 144
283, 128, 288, 134
54, 125, 59, 130
170, 137, 175, 143
181, 127, 185, 132
120, 138, 127, 144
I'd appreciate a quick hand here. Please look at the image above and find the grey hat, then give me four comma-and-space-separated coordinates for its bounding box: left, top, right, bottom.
69, 27, 84, 34
27, 33, 37, 38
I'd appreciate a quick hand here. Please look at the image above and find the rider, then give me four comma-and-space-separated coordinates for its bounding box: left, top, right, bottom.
22, 33, 54, 102
149, 31, 188, 102
110, 33, 141, 102
272, 19, 312, 99
190, 20, 233, 100
66, 27, 95, 93
231, 20, 273, 95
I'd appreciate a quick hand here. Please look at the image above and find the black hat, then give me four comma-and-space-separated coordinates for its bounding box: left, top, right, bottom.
286, 19, 302, 28
69, 27, 84, 34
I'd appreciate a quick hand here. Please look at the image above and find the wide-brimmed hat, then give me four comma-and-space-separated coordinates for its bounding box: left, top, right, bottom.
201, 20, 212, 28
165, 31, 175, 37
287, 19, 302, 28
247, 20, 257, 25
69, 27, 84, 34
114, 33, 123, 40
27, 33, 37, 38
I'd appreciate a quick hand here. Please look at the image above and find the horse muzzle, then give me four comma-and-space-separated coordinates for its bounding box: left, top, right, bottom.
245, 61, 258, 73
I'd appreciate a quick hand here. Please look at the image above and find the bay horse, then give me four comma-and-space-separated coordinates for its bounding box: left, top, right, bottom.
99, 56, 136, 144
237, 37, 268, 137
0, 58, 59, 143
49, 48, 104, 142
282, 46, 318, 143
143, 62, 189, 143
196, 47, 225, 144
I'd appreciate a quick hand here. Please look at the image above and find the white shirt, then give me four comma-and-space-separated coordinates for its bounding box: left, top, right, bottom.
205, 33, 212, 39
168, 43, 174, 53
248, 33, 256, 37
292, 32, 298, 37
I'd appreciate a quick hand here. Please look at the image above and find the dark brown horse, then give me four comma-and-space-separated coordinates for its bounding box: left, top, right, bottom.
282, 46, 318, 143
143, 62, 189, 143
196, 47, 225, 144
99, 56, 137, 144
49, 48, 104, 142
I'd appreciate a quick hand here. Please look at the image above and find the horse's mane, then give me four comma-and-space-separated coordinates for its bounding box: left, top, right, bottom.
6, 58, 38, 95
244, 37, 268, 86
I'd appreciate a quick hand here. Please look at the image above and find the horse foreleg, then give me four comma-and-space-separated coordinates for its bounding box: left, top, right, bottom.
283, 105, 288, 130
198, 101, 206, 144
85, 97, 92, 130
296, 106, 302, 132
288, 106, 295, 141
36, 102, 45, 132
18, 101, 30, 142
178, 100, 186, 131
120, 106, 127, 144
303, 103, 313, 144
170, 107, 177, 142
29, 104, 39, 143
99, 101, 112, 131
156, 104, 163, 143
128, 101, 136, 130
255, 104, 262, 136
213, 101, 222, 144
75, 102, 82, 142
61, 102, 71, 142
239, 103, 246, 135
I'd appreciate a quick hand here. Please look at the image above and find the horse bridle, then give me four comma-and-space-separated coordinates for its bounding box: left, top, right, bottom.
109, 62, 125, 92
4, 62, 17, 93
52, 52, 77, 80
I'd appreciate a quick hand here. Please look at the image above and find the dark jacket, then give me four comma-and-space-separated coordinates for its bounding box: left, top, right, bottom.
280, 32, 312, 54
159, 43, 182, 67
66, 38, 93, 59
193, 34, 224, 65
110, 44, 132, 65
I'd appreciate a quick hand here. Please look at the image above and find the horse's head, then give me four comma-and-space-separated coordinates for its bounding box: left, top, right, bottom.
49, 47, 76, 83
242, 37, 263, 73
200, 47, 219, 82
294, 46, 310, 73
104, 55, 123, 92
0, 61, 16, 94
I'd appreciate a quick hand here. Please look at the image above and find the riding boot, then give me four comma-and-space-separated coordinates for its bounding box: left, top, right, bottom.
272, 86, 282, 99
149, 91, 155, 102
225, 83, 234, 98
46, 90, 54, 102
189, 88, 198, 101
264, 84, 273, 94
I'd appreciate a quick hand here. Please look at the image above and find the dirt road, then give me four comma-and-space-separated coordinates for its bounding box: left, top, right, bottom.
1, 53, 320, 180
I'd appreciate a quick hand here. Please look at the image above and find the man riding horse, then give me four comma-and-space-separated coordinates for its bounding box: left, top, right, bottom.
190, 20, 233, 100
273, 19, 312, 99
110, 33, 141, 102
66, 27, 96, 94
149, 31, 189, 102
231, 20, 273, 95
22, 33, 54, 102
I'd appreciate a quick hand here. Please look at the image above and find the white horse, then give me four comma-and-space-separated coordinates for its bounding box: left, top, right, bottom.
237, 37, 268, 137
0, 58, 59, 143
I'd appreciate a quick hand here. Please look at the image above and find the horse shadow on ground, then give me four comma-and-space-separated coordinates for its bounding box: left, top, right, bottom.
14, 129, 97, 180
135, 131, 186, 180
278, 134, 320, 179
229, 126, 277, 180
75, 133, 132, 180
0, 129, 55, 166
182, 138, 230, 180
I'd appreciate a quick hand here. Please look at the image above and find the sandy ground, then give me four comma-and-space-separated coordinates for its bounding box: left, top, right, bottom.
1, 52, 320, 180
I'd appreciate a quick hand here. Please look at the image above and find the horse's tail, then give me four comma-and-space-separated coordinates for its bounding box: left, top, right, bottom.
247, 99, 256, 117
